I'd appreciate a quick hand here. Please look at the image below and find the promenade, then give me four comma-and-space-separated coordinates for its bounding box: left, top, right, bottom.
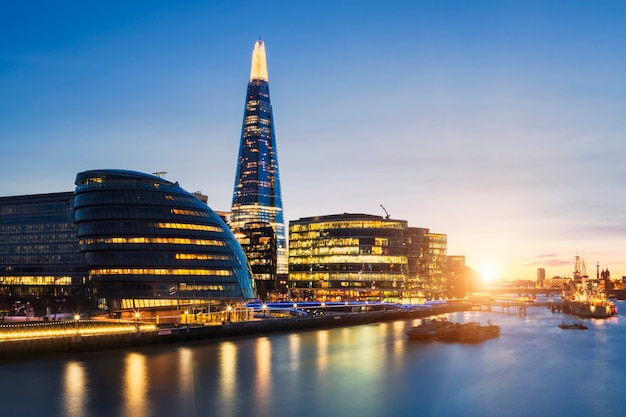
0, 303, 467, 362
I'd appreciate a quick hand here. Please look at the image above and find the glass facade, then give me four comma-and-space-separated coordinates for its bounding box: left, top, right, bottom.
406, 227, 448, 298
0, 192, 89, 316
74, 169, 256, 315
288, 214, 408, 301
231, 40, 286, 275
234, 221, 277, 301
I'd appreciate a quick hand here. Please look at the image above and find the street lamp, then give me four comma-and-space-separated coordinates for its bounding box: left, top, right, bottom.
134, 311, 141, 331
261, 303, 267, 318
74, 314, 80, 334
227, 305, 232, 322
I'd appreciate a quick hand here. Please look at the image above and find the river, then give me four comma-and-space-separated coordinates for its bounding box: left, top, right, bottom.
1, 300, 625, 417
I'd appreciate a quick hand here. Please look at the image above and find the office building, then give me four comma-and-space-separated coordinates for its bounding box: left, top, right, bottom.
288, 213, 408, 301
74, 169, 256, 317
231, 39, 287, 275
0, 192, 89, 316
234, 221, 277, 301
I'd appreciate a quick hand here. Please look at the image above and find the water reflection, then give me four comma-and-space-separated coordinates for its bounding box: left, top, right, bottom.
63, 361, 86, 417
177, 348, 195, 405
7, 303, 626, 417
122, 353, 149, 417
288, 334, 300, 372
254, 337, 271, 413
218, 341, 238, 416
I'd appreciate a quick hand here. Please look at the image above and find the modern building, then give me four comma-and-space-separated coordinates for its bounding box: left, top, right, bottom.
74, 169, 256, 318
406, 227, 448, 298
0, 192, 90, 316
230, 39, 287, 275
233, 221, 277, 301
447, 255, 474, 298
288, 213, 409, 302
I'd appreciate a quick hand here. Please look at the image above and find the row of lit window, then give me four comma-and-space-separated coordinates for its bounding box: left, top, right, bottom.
157, 223, 222, 233
288, 238, 363, 248
289, 272, 406, 282
290, 220, 407, 232
90, 268, 232, 276
80, 237, 225, 246
288, 254, 408, 264
171, 208, 210, 217
175, 253, 232, 261
0, 276, 73, 285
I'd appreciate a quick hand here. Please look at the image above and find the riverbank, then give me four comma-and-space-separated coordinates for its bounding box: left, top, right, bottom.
0, 305, 467, 362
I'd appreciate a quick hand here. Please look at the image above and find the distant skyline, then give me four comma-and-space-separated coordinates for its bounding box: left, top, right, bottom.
2, 1, 625, 281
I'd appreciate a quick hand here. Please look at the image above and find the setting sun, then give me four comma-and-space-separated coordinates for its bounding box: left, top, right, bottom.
481, 266, 497, 284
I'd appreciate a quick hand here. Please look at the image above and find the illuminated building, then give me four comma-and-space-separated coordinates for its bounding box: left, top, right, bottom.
447, 255, 474, 298
288, 214, 408, 301
74, 169, 255, 317
231, 39, 287, 275
406, 227, 448, 298
0, 192, 89, 316
233, 221, 277, 301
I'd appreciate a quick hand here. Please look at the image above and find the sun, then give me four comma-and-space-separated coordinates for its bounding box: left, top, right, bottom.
481, 266, 497, 284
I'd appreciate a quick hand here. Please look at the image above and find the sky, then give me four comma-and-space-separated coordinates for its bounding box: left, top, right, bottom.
2, 0, 626, 282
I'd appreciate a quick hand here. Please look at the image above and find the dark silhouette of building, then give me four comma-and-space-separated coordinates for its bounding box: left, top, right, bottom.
234, 221, 277, 301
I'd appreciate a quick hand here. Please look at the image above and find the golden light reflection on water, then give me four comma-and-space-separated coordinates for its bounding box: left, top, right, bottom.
288, 334, 300, 372
316, 330, 329, 373
392, 321, 407, 356
254, 337, 271, 408
63, 361, 86, 417
219, 341, 237, 414
178, 348, 194, 396
122, 353, 149, 417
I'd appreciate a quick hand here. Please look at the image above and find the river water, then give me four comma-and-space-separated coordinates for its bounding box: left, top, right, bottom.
2, 300, 625, 417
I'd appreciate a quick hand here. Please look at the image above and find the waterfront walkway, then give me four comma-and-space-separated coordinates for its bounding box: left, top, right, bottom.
0, 303, 466, 362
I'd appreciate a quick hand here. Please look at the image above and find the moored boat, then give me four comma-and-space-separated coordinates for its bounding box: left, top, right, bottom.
406, 319, 499, 343
562, 254, 617, 318
558, 321, 588, 330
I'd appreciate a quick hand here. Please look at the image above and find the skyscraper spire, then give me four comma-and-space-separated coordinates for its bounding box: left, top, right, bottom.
249, 39, 268, 81
232, 40, 287, 276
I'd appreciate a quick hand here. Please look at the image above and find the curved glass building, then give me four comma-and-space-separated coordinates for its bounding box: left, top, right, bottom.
74, 170, 255, 316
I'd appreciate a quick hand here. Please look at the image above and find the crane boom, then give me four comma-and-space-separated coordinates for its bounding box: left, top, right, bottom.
380, 205, 390, 219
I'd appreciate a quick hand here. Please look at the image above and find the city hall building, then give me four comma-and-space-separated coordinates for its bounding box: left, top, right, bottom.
74, 169, 256, 317
1, 170, 257, 319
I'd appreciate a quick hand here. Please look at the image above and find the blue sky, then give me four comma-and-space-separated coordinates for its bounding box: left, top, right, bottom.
2, 1, 626, 281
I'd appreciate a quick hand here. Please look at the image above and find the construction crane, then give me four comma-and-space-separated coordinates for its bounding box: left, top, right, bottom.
380, 205, 390, 219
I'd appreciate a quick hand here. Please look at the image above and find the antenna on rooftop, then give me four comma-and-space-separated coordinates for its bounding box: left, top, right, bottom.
380, 205, 390, 219
153, 171, 167, 178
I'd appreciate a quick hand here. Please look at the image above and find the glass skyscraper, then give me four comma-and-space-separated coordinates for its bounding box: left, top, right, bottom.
231, 40, 287, 274
74, 169, 256, 317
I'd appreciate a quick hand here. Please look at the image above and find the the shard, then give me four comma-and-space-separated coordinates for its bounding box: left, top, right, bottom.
231, 40, 287, 274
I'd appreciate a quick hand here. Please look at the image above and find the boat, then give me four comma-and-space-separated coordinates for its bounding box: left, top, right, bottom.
405, 318, 453, 340
562, 255, 618, 318
406, 319, 499, 343
558, 321, 588, 330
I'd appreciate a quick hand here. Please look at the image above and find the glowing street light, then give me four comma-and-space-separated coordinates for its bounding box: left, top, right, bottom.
261, 303, 267, 318
134, 311, 141, 331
